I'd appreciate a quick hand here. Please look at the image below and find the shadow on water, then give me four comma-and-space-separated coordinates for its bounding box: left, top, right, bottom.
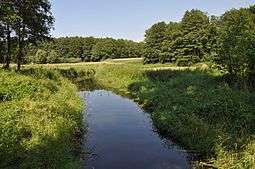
58, 68, 102, 91
80, 90, 193, 169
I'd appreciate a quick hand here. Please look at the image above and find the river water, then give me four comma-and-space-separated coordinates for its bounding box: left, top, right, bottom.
80, 90, 191, 169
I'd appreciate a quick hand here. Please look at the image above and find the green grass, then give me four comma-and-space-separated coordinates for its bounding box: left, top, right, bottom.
0, 68, 83, 169
36, 60, 255, 169
2, 59, 255, 168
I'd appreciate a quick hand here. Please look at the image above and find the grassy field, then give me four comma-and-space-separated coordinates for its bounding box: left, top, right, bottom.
33, 59, 254, 169
1, 59, 255, 168
0, 69, 83, 169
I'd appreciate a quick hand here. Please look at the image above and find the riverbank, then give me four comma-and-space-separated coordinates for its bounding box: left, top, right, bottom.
0, 69, 83, 168
46, 60, 254, 168
2, 59, 255, 168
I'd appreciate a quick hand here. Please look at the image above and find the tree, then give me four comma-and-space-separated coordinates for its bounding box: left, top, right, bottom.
175, 9, 210, 65
82, 37, 96, 61
145, 22, 167, 51
182, 9, 209, 34
217, 6, 255, 85
25, 36, 143, 63
0, 0, 20, 68
12, 0, 54, 70
202, 15, 220, 62
142, 10, 214, 65
161, 22, 182, 63
0, 23, 5, 63
143, 47, 160, 64
91, 38, 116, 61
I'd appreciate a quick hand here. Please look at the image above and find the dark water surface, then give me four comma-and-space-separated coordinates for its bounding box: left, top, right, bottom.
80, 90, 191, 169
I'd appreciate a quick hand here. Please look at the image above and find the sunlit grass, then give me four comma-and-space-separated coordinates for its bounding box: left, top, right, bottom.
2, 59, 254, 168
42, 60, 253, 169
0, 69, 83, 168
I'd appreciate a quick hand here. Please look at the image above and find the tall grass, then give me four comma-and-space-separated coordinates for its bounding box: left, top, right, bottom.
23, 60, 255, 168
137, 70, 255, 168
52, 62, 255, 169
0, 69, 83, 169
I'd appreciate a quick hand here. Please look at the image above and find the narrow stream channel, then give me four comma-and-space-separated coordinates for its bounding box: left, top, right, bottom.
80, 90, 191, 169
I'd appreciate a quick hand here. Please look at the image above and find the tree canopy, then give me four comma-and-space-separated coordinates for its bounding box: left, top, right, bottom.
216, 6, 255, 86
0, 0, 54, 70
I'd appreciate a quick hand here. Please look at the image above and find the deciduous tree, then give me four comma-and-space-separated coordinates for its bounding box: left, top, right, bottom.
217, 6, 255, 86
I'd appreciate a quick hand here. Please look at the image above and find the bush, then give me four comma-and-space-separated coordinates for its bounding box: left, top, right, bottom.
34, 49, 48, 64
47, 50, 60, 63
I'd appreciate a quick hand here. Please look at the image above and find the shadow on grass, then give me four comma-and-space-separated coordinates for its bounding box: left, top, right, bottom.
19, 67, 102, 91
5, 67, 253, 167
57, 68, 102, 91
127, 69, 255, 160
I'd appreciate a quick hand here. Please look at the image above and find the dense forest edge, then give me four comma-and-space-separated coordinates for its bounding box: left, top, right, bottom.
0, 1, 255, 169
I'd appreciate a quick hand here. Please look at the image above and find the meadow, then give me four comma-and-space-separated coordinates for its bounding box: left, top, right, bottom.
41, 59, 255, 168
1, 1, 255, 168
1, 59, 255, 168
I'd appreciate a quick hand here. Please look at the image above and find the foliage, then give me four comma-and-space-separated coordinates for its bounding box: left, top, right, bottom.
216, 6, 255, 86
29, 49, 60, 64
144, 5, 255, 87
0, 0, 54, 70
34, 49, 48, 64
91, 38, 116, 61
144, 9, 214, 65
143, 47, 160, 64
145, 22, 167, 50
142, 70, 255, 168
26, 37, 143, 63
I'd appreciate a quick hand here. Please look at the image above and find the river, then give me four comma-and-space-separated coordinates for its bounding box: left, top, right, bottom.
80, 90, 191, 169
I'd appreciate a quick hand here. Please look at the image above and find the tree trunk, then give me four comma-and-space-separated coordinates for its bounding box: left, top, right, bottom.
3, 24, 11, 69
16, 47, 22, 71
16, 26, 24, 71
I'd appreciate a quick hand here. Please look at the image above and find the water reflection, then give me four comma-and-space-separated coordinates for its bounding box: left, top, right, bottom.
80, 90, 191, 169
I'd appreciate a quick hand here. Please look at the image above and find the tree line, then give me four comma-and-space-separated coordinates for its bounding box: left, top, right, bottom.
144, 6, 255, 87
0, 0, 143, 66
26, 37, 144, 63
1, 1, 254, 85
0, 0, 54, 70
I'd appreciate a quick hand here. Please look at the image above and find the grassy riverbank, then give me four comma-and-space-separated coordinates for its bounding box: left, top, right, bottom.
0, 69, 83, 169
41, 59, 255, 168
2, 59, 254, 168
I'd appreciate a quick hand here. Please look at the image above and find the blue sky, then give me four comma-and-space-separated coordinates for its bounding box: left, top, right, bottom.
51, 0, 255, 41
